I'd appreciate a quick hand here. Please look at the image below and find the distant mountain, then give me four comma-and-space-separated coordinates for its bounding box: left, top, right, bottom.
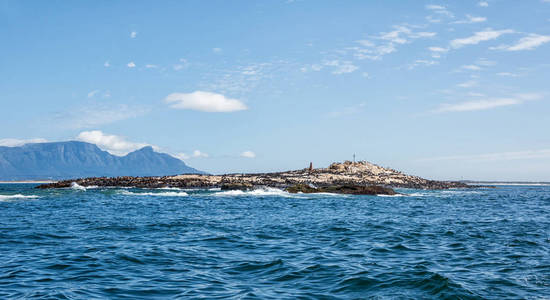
0, 141, 204, 180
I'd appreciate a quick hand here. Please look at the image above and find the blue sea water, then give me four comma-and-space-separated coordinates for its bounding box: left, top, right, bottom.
0, 184, 549, 299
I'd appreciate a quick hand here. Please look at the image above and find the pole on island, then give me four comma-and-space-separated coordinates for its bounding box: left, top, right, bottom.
353, 153, 356, 163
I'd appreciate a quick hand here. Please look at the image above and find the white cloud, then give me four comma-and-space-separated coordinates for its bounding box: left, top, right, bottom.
323, 60, 358, 74
54, 104, 149, 129
104, 61, 110, 67
212, 48, 222, 53
452, 15, 487, 24
127, 61, 136, 68
433, 94, 542, 113
0, 138, 48, 147
491, 34, 550, 51
76, 130, 154, 156
450, 29, 514, 48
165, 91, 247, 112
192, 150, 208, 158
240, 151, 256, 158
175, 150, 209, 160
87, 90, 100, 98
478, 1, 489, 7
130, 31, 137, 38
145, 64, 158, 69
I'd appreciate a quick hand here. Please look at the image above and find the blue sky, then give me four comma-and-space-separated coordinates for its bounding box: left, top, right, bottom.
1, 0, 550, 181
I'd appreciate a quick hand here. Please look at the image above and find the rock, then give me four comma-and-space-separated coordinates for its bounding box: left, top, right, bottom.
286, 184, 318, 193
321, 185, 397, 195
286, 184, 397, 195
220, 182, 253, 191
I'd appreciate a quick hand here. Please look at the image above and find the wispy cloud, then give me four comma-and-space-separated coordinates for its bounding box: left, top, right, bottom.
173, 58, 189, 71
452, 15, 487, 24
87, 90, 100, 98
165, 91, 247, 112
432, 94, 542, 113
496, 72, 520, 77
323, 60, 358, 74
478, 1, 489, 7
127, 61, 136, 68
408, 59, 438, 70
457, 80, 478, 88
76, 130, 154, 156
130, 31, 137, 38
0, 138, 48, 147
450, 29, 514, 48
104, 61, 110, 67
53, 104, 150, 129
176, 150, 209, 160
428, 46, 449, 58
425, 4, 454, 17
351, 25, 436, 61
461, 64, 482, 71
491, 34, 550, 51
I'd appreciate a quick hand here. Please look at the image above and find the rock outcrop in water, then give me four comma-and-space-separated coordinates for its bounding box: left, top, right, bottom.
36, 160, 469, 194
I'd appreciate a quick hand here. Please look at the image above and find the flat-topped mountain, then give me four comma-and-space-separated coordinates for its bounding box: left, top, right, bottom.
37, 160, 468, 191
0, 141, 203, 180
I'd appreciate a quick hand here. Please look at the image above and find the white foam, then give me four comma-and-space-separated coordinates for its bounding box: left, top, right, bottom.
157, 187, 191, 191
213, 187, 295, 197
120, 191, 189, 197
70, 182, 87, 191
0, 194, 39, 201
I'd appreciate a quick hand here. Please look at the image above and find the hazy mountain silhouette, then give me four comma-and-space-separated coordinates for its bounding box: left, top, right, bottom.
0, 141, 203, 180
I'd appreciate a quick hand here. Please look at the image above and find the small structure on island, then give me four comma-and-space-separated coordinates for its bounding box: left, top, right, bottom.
308, 162, 313, 172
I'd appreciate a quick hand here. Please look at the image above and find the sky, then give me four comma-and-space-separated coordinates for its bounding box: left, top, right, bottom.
1, 0, 550, 181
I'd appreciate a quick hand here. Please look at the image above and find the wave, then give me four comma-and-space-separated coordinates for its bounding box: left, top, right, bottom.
70, 182, 98, 191
157, 187, 192, 191
213, 187, 297, 197
120, 191, 189, 197
0, 194, 40, 201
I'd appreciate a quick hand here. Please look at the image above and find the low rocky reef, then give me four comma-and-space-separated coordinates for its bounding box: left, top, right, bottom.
286, 184, 397, 195
36, 161, 474, 195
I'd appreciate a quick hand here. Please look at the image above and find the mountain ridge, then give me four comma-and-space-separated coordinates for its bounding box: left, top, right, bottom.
0, 141, 203, 180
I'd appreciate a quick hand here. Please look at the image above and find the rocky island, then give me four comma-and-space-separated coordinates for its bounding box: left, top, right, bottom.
36, 160, 470, 195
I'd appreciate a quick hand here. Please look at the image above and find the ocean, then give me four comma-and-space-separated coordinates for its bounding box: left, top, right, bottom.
1, 184, 549, 299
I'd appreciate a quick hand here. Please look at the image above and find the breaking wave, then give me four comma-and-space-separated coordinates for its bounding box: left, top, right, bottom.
70, 182, 98, 191
213, 187, 296, 197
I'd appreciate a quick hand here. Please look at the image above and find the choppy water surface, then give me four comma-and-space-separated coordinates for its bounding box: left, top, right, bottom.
1, 184, 549, 299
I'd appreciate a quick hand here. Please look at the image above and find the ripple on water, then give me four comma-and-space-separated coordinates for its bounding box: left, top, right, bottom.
0, 184, 548, 298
